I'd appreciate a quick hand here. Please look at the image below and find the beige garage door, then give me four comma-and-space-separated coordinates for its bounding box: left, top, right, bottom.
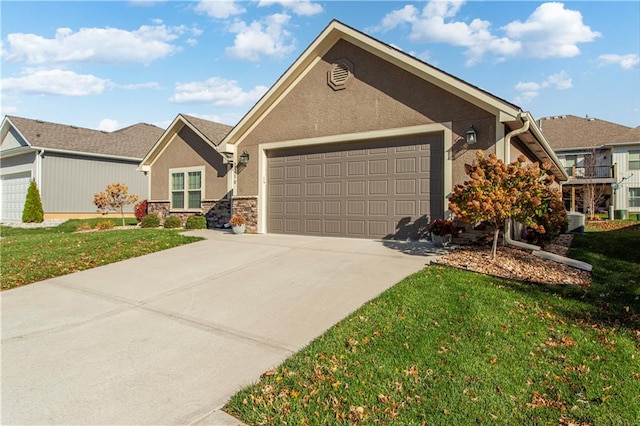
267, 134, 444, 239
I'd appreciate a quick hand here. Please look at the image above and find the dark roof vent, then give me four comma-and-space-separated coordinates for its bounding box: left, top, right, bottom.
327, 59, 353, 91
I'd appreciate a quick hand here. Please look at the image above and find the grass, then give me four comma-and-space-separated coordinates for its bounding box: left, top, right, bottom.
0, 219, 203, 290
225, 225, 640, 425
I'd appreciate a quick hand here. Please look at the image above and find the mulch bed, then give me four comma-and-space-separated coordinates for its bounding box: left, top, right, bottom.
433, 234, 591, 287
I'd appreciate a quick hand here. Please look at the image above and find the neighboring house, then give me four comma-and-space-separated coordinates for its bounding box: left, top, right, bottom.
0, 116, 163, 222
139, 113, 233, 227
141, 20, 567, 239
540, 115, 640, 214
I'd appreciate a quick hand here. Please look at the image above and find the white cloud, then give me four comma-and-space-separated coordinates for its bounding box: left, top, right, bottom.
374, 1, 599, 65
169, 76, 268, 107
3, 24, 188, 65
98, 119, 120, 132
226, 14, 296, 61
543, 71, 572, 90
258, 0, 323, 16
503, 2, 600, 58
598, 54, 640, 70
195, 0, 245, 19
0, 69, 108, 96
514, 71, 572, 105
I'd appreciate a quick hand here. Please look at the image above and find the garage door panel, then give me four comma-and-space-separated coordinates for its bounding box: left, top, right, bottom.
1, 172, 32, 222
267, 134, 444, 239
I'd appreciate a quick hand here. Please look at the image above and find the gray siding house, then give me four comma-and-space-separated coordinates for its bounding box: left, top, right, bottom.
0, 116, 163, 222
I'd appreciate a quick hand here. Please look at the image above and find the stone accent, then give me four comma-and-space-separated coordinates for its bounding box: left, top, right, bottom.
233, 196, 258, 234
204, 199, 231, 229
147, 199, 232, 229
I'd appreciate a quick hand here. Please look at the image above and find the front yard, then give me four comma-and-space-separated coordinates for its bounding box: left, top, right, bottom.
226, 224, 640, 425
0, 219, 203, 290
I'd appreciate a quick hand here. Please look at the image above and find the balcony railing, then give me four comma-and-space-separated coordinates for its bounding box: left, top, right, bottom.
564, 165, 614, 179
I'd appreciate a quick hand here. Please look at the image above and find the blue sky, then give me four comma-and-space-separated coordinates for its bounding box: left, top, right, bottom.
1, 1, 639, 132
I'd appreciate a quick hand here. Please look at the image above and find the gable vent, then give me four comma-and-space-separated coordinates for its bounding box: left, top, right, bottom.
327, 59, 353, 91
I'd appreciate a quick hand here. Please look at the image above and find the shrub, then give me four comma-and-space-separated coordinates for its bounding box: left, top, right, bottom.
96, 220, 115, 230
134, 200, 148, 222
22, 180, 44, 223
140, 213, 160, 228
185, 215, 207, 229
93, 182, 139, 226
163, 215, 182, 229
76, 222, 93, 232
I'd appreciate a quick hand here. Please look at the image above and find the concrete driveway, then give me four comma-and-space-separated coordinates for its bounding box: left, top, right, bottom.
1, 231, 441, 425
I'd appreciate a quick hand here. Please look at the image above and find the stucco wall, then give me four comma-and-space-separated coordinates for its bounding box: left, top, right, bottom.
235, 39, 495, 196
150, 125, 229, 201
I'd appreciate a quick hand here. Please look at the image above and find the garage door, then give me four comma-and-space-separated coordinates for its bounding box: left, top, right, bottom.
1, 172, 32, 222
267, 134, 444, 239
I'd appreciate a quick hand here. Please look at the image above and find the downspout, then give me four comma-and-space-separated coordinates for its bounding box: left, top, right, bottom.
502, 116, 542, 251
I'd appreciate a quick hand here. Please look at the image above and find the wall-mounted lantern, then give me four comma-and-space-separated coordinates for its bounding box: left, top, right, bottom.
465, 126, 477, 144
238, 151, 250, 165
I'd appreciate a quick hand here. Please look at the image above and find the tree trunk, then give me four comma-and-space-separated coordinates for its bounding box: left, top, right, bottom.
120, 206, 125, 227
491, 226, 500, 260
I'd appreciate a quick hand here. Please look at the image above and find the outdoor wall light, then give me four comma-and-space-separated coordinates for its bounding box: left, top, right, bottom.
465, 126, 477, 144
238, 151, 250, 165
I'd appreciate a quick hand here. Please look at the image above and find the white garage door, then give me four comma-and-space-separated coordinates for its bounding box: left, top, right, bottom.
1, 172, 32, 222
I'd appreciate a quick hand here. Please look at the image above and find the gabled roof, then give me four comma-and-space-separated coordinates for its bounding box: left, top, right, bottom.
139, 113, 232, 169
219, 20, 523, 149
1, 115, 163, 159
540, 115, 640, 150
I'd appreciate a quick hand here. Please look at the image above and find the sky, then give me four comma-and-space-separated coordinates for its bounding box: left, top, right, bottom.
1, 1, 639, 133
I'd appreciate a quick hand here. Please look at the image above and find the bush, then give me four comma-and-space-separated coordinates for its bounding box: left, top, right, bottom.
22, 180, 44, 223
76, 222, 93, 231
163, 215, 182, 229
185, 215, 207, 229
96, 220, 115, 230
140, 213, 160, 228
134, 200, 148, 222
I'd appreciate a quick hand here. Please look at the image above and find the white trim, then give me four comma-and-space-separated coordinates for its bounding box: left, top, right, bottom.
168, 166, 205, 212
257, 123, 453, 234
31, 146, 141, 162
149, 131, 180, 169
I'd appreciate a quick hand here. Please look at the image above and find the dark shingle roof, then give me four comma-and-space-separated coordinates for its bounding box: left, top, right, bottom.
540, 115, 639, 150
7, 116, 164, 158
180, 114, 232, 146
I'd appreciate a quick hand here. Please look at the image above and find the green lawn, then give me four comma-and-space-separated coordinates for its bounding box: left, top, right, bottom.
0, 219, 203, 290
226, 225, 640, 425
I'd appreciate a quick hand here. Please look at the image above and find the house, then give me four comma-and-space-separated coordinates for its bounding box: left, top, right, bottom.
140, 20, 567, 239
540, 115, 640, 215
138, 113, 233, 227
0, 116, 163, 222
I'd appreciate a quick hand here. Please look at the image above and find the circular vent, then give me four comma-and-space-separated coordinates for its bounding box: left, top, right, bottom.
327, 60, 353, 91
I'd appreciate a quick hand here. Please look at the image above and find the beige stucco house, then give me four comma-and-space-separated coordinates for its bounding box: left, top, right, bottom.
140, 20, 566, 239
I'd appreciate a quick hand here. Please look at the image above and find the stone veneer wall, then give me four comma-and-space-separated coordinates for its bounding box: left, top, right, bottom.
232, 196, 258, 233
147, 199, 232, 228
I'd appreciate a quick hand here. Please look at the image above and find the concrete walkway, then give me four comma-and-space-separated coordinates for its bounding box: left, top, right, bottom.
1, 231, 443, 425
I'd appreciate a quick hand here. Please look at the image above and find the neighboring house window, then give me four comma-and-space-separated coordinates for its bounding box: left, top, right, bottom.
629, 151, 640, 170
630, 188, 640, 208
170, 168, 203, 210
565, 155, 577, 177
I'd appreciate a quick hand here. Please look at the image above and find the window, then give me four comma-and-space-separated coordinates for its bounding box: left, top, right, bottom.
564, 155, 577, 177
629, 151, 640, 170
170, 168, 203, 210
630, 188, 640, 208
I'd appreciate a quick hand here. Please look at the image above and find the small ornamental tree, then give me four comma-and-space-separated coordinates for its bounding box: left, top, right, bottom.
448, 151, 565, 260
93, 183, 139, 226
22, 180, 44, 223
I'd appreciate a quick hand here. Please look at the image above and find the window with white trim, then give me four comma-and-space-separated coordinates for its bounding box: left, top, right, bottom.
630, 188, 640, 208
170, 168, 203, 210
629, 151, 640, 170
